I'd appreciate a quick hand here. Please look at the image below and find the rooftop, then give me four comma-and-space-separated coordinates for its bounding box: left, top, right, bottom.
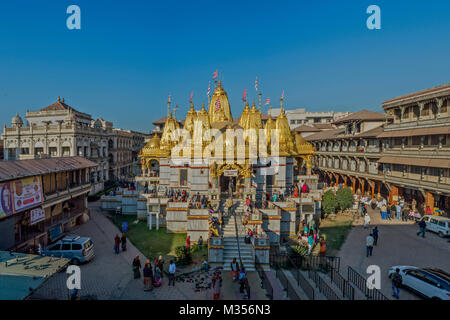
383, 83, 450, 106
333, 109, 389, 125
0, 156, 98, 182
293, 125, 321, 133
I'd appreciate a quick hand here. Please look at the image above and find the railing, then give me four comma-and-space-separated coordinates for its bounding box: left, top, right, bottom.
308, 269, 341, 300
255, 256, 273, 300
275, 265, 301, 300
347, 266, 389, 300
287, 256, 314, 300
290, 254, 341, 273
330, 266, 355, 300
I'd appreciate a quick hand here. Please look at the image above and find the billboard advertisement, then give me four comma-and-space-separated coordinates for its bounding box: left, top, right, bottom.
0, 183, 14, 218
30, 207, 45, 225
11, 177, 43, 213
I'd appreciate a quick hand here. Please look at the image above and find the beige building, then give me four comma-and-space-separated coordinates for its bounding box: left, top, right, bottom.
2, 97, 146, 194
307, 84, 450, 216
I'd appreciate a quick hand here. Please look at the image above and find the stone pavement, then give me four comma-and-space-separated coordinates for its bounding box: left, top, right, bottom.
31, 201, 267, 300
337, 206, 450, 300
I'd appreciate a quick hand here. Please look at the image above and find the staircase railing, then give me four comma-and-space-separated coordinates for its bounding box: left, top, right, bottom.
231, 198, 243, 266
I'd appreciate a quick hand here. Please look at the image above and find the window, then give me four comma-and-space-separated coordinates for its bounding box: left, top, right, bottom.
61, 243, 71, 250
21, 148, 30, 155
430, 135, 439, 146
34, 147, 44, 155
62, 147, 70, 156
412, 136, 421, 146
49, 147, 57, 156
72, 244, 82, 250
179, 169, 188, 186
290, 120, 295, 124
49, 244, 61, 251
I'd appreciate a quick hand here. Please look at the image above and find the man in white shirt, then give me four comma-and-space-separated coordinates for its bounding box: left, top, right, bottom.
366, 234, 374, 257
168, 260, 176, 286
364, 213, 371, 229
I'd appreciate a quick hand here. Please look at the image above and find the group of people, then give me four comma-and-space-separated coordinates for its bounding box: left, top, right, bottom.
297, 219, 323, 255
230, 258, 251, 299
168, 188, 189, 202
293, 180, 310, 197
378, 197, 416, 222
132, 255, 177, 291
190, 192, 209, 209
113, 233, 127, 254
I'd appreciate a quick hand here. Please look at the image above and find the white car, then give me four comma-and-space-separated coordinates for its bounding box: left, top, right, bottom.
420, 216, 450, 238
388, 266, 450, 300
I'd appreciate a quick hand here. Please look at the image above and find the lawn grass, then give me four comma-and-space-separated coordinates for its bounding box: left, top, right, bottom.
319, 219, 353, 256
109, 214, 208, 268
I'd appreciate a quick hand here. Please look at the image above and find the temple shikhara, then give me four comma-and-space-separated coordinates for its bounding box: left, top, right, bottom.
102, 80, 322, 271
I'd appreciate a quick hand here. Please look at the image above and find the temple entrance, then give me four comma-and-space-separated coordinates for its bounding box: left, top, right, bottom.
220, 175, 237, 194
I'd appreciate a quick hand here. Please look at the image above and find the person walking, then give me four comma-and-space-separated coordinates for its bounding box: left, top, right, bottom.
417, 219, 427, 238
121, 233, 127, 251
198, 236, 203, 251
381, 204, 387, 220
402, 206, 409, 222
390, 203, 397, 220
319, 237, 327, 257
230, 257, 240, 281
168, 260, 176, 286
396, 203, 402, 220
372, 226, 379, 246
307, 233, 314, 255
364, 213, 371, 229
143, 260, 153, 291
186, 235, 191, 251
391, 268, 402, 299
386, 206, 392, 220
132, 255, 141, 279
157, 255, 164, 279
114, 234, 120, 254
211, 271, 222, 300
366, 233, 374, 257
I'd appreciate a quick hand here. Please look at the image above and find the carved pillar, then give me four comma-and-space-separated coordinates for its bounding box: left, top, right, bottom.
435, 98, 443, 118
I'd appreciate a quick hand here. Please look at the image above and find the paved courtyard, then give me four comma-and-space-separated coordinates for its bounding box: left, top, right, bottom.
338, 207, 450, 300
31, 202, 267, 300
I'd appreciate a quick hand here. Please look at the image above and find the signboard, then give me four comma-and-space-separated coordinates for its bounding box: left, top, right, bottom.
11, 177, 43, 213
223, 170, 238, 177
30, 207, 45, 225
0, 183, 13, 218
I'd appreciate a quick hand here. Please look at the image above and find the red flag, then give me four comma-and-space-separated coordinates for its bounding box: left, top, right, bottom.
168, 93, 171, 103
265, 98, 270, 105
281, 90, 284, 100
189, 91, 193, 102
212, 70, 218, 80
242, 88, 247, 101
255, 77, 258, 91
207, 82, 211, 96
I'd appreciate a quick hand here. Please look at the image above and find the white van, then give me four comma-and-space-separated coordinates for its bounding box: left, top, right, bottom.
420, 216, 450, 238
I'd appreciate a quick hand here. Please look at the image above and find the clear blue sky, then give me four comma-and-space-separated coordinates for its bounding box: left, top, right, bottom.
0, 0, 449, 132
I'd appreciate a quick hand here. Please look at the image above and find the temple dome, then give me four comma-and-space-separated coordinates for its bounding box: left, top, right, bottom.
184, 102, 198, 135
275, 104, 295, 156
11, 113, 23, 127
208, 81, 233, 125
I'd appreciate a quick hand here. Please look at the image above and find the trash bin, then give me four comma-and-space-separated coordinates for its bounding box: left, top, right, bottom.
122, 222, 128, 233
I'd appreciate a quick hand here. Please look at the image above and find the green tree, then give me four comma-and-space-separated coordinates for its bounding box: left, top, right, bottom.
322, 190, 338, 215
336, 187, 353, 211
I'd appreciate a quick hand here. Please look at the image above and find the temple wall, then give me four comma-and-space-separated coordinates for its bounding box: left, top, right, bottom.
166, 202, 188, 233
208, 237, 224, 266
189, 165, 209, 194
260, 208, 281, 245
187, 209, 210, 244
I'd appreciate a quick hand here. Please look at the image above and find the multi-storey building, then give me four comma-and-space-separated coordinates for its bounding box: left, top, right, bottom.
2, 97, 147, 193
0, 156, 97, 251
307, 84, 450, 215
270, 108, 350, 129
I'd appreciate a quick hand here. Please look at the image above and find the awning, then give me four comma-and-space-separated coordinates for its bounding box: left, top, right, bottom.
377, 126, 450, 138
378, 156, 450, 168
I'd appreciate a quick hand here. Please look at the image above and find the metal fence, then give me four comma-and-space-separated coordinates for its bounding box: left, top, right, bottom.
308, 269, 341, 300
270, 252, 341, 273
275, 266, 301, 300
255, 256, 273, 300
330, 266, 355, 300
347, 266, 389, 300
285, 256, 315, 300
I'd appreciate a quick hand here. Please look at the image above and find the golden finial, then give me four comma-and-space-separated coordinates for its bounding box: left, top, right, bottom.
258, 93, 262, 112
218, 80, 222, 88
252, 99, 256, 109
201, 103, 206, 111
268, 105, 272, 117
57, 96, 61, 102
62, 98, 65, 103
280, 97, 284, 112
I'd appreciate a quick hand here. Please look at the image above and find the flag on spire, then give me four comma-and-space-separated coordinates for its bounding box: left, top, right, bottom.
215, 97, 222, 111
281, 90, 284, 99
265, 97, 270, 105
168, 93, 171, 103
207, 82, 211, 96
212, 69, 218, 80
189, 91, 193, 102
255, 77, 258, 91
242, 88, 247, 101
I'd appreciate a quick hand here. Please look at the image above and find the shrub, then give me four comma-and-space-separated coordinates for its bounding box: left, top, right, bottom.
322, 190, 338, 215
336, 187, 353, 211
175, 246, 192, 265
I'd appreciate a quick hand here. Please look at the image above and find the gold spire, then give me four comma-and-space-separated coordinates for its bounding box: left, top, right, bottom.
275, 100, 295, 156
208, 81, 233, 125
184, 101, 198, 135
239, 101, 250, 128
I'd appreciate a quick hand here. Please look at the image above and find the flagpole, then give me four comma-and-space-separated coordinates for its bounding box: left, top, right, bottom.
258, 93, 262, 113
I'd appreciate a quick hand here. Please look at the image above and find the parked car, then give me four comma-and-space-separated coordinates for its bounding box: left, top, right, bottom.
42, 235, 95, 265
419, 216, 450, 238
388, 266, 450, 300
